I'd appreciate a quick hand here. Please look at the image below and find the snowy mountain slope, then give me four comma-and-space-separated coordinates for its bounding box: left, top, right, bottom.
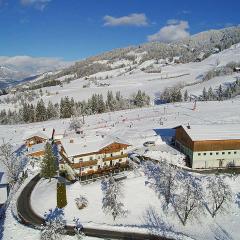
2, 40, 237, 107
0, 56, 72, 89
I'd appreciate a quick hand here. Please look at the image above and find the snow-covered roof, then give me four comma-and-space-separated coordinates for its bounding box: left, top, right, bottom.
61, 135, 130, 157
181, 124, 240, 141
28, 142, 46, 155
24, 131, 49, 141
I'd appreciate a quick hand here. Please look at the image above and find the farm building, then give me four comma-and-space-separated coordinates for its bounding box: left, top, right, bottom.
175, 124, 240, 169
24, 132, 49, 148
60, 134, 131, 177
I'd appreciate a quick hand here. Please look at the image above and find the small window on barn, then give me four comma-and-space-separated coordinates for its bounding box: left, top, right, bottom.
222, 152, 225, 155
89, 166, 93, 169
216, 152, 219, 155
203, 153, 206, 156
198, 153, 201, 156
210, 152, 213, 155
79, 158, 83, 162
89, 156, 93, 160
234, 151, 237, 154
228, 152, 231, 155
110, 153, 113, 157
121, 151, 123, 155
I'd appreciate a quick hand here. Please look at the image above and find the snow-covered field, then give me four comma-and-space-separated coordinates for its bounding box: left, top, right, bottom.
30, 171, 240, 240
1, 99, 240, 239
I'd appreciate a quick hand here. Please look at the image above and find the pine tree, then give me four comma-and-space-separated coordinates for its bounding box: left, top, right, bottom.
217, 84, 223, 101
184, 90, 188, 102
35, 99, 47, 122
208, 87, 214, 101
97, 94, 106, 113
202, 87, 208, 100
41, 142, 57, 182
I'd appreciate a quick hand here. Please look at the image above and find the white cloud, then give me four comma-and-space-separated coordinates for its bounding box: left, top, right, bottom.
148, 20, 190, 42
103, 13, 148, 27
0, 56, 72, 75
20, 0, 52, 11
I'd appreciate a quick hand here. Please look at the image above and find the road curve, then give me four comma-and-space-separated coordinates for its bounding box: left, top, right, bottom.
17, 174, 173, 240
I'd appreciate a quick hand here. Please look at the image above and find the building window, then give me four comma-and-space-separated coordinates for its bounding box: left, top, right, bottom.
110, 153, 113, 157
121, 151, 123, 155
234, 151, 237, 154
228, 152, 231, 155
79, 158, 83, 162
216, 152, 219, 155
203, 153, 206, 156
210, 152, 213, 155
81, 167, 84, 171
119, 159, 122, 162
90, 156, 93, 160
89, 166, 93, 169
222, 152, 225, 155
198, 153, 201, 156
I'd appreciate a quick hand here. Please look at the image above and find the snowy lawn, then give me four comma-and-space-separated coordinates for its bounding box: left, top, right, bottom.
31, 171, 240, 240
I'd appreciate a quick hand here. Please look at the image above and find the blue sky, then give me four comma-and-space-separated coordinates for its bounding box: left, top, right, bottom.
0, 0, 239, 61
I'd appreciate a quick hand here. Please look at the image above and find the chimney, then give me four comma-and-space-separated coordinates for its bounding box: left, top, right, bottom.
70, 139, 74, 143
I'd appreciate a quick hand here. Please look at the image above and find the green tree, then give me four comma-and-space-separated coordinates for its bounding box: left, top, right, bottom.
41, 142, 57, 182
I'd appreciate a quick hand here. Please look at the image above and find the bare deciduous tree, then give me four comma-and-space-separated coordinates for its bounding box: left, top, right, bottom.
172, 173, 204, 225
205, 176, 232, 218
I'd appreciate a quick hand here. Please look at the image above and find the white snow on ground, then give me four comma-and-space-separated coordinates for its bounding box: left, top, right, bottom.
30, 172, 240, 240
0, 99, 240, 240
1, 100, 240, 239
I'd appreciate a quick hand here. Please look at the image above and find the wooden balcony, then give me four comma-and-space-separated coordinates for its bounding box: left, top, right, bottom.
103, 153, 128, 162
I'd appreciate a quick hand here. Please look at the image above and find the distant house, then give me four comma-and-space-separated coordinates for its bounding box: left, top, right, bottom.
24, 132, 49, 148
27, 142, 46, 158
234, 67, 240, 73
60, 135, 131, 177
196, 52, 206, 62
175, 124, 240, 169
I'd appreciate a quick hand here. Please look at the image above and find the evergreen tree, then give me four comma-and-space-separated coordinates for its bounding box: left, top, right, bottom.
217, 84, 223, 101
101, 176, 128, 221
184, 90, 188, 102
41, 142, 57, 182
208, 87, 214, 101
35, 99, 47, 122
97, 94, 106, 113
202, 87, 208, 100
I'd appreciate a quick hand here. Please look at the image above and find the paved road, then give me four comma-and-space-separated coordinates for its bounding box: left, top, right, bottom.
17, 174, 173, 240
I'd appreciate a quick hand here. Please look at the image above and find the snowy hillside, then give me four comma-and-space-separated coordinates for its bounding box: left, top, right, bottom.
0, 56, 72, 89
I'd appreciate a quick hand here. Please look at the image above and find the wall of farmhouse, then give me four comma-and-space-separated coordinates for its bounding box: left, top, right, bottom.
68, 143, 130, 176
192, 150, 240, 168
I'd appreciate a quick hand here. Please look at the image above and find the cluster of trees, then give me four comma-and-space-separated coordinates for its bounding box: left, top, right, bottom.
143, 161, 232, 226
28, 79, 61, 90
159, 85, 183, 103
0, 90, 150, 125
200, 78, 240, 101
